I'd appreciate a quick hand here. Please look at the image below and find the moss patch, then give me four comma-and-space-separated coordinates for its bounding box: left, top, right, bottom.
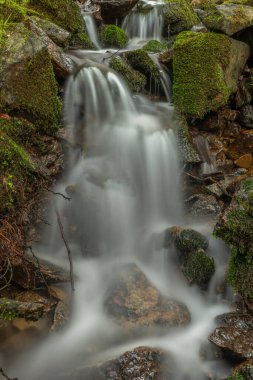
0, 117, 36, 146
182, 250, 215, 287
143, 40, 168, 53
214, 177, 253, 298
71, 32, 96, 49
100, 24, 128, 48
124, 49, 162, 93
173, 31, 232, 118
110, 56, 146, 93
28, 0, 83, 34
163, 0, 200, 35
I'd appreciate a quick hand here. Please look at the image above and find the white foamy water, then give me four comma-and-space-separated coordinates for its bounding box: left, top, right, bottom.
8, 64, 230, 380
122, 0, 165, 42
82, 13, 101, 49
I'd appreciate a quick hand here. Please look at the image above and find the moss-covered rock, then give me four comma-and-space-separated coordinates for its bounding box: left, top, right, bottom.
110, 56, 146, 93
163, 0, 200, 35
181, 250, 215, 287
199, 4, 253, 36
173, 31, 250, 118
71, 32, 96, 49
174, 114, 201, 163
28, 0, 83, 34
100, 25, 128, 48
143, 40, 168, 53
124, 49, 162, 93
0, 24, 61, 134
214, 177, 253, 298
174, 228, 209, 253
0, 117, 36, 146
229, 360, 253, 380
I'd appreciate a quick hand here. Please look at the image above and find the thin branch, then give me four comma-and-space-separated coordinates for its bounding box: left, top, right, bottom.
55, 210, 75, 292
27, 246, 49, 291
0, 368, 18, 380
45, 188, 71, 201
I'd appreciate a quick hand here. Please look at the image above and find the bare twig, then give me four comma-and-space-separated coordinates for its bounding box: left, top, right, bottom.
27, 246, 49, 291
0, 368, 18, 380
55, 210, 75, 292
45, 188, 71, 201
0, 259, 13, 291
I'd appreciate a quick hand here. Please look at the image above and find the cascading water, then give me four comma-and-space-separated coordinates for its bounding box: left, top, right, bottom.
5, 12, 232, 380
82, 14, 101, 49
122, 0, 165, 42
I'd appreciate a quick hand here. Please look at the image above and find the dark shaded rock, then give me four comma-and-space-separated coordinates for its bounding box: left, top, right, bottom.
98, 0, 139, 20
239, 105, 253, 129
71, 346, 177, 380
209, 312, 253, 359
230, 360, 253, 380
187, 193, 222, 218
104, 263, 190, 330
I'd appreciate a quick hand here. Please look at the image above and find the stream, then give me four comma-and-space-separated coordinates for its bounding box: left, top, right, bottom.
9, 5, 233, 380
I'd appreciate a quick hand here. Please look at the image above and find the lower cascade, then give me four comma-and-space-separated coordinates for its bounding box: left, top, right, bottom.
10, 62, 230, 380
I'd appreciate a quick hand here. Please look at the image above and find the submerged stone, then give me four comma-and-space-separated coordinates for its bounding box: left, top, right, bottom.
104, 263, 190, 330
173, 31, 250, 118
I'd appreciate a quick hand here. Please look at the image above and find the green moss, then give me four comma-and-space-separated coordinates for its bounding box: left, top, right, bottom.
173, 31, 231, 118
28, 0, 83, 34
124, 49, 162, 93
182, 250, 215, 287
0, 117, 36, 145
163, 0, 200, 35
214, 177, 253, 298
0, 298, 18, 321
110, 56, 146, 93
100, 25, 128, 48
0, 26, 62, 135
228, 373, 245, 380
71, 32, 96, 49
175, 228, 209, 253
143, 40, 168, 53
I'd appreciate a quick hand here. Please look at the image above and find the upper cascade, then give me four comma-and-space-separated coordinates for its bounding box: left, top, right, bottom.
122, 0, 165, 41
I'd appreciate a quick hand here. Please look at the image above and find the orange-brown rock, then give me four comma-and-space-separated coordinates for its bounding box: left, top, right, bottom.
234, 153, 252, 169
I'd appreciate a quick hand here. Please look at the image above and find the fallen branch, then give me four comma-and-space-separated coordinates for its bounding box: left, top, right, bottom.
56, 210, 75, 292
0, 368, 18, 380
45, 188, 71, 201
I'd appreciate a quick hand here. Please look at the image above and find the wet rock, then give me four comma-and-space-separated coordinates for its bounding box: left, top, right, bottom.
51, 300, 70, 332
71, 346, 177, 380
98, 0, 139, 20
175, 115, 201, 164
12, 254, 70, 289
230, 360, 253, 380
239, 105, 253, 129
186, 193, 222, 218
104, 263, 190, 330
226, 129, 253, 161
0, 23, 61, 134
235, 77, 252, 108
234, 153, 252, 169
181, 250, 215, 288
174, 228, 209, 253
0, 298, 45, 321
199, 4, 253, 36
209, 312, 253, 359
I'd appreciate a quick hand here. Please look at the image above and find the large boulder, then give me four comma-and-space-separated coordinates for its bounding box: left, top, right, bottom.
0, 24, 61, 134
199, 4, 253, 36
28, 0, 84, 34
209, 312, 253, 359
173, 31, 250, 118
164, 0, 200, 35
214, 177, 253, 299
104, 263, 190, 330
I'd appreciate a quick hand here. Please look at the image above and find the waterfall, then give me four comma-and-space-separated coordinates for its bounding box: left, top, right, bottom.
122, 0, 165, 41
194, 135, 217, 175
82, 13, 101, 49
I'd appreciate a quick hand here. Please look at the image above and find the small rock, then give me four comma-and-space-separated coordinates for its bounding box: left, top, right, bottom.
187, 193, 222, 218
174, 228, 209, 254
51, 301, 70, 332
234, 153, 252, 169
239, 105, 253, 129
